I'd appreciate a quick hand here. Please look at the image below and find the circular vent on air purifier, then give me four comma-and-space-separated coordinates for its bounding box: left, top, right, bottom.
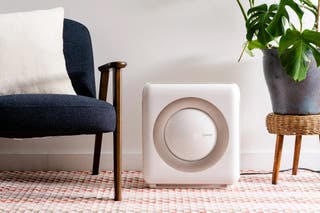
153, 97, 229, 172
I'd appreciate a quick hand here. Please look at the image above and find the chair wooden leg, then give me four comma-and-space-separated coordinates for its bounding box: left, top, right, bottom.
113, 129, 121, 201
272, 135, 284, 184
113, 67, 122, 201
92, 133, 103, 175
292, 135, 302, 175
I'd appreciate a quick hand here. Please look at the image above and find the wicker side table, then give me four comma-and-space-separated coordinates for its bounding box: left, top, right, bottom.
266, 113, 320, 184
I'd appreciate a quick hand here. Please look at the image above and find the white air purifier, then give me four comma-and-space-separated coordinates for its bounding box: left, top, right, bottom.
142, 83, 240, 187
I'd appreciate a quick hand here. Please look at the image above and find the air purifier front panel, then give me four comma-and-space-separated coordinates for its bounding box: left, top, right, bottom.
142, 83, 240, 185
164, 108, 217, 161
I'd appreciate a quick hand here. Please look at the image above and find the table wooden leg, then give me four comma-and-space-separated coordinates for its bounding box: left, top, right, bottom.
272, 135, 284, 184
292, 135, 302, 175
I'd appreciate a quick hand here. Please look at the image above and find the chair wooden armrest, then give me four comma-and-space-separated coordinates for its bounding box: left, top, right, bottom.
98, 61, 127, 72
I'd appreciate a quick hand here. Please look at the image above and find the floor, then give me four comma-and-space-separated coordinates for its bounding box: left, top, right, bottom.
0, 170, 319, 212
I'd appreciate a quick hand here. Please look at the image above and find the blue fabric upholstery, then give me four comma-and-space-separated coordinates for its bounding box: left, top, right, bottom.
0, 94, 116, 138
63, 19, 96, 98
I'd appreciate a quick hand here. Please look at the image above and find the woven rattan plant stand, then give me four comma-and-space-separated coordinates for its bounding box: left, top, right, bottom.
266, 113, 320, 184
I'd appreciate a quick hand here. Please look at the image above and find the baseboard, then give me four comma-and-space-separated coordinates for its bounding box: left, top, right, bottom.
240, 152, 320, 170
0, 152, 319, 171
0, 152, 142, 171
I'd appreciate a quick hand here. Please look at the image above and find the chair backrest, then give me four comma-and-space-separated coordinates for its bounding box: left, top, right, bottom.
63, 19, 96, 98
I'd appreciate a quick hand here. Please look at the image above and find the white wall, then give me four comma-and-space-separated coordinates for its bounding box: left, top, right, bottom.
1, 0, 320, 171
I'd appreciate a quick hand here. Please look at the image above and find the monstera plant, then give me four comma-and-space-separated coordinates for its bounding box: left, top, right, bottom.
237, 0, 320, 115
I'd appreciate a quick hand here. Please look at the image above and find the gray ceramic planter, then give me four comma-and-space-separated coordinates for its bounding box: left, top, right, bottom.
263, 48, 320, 115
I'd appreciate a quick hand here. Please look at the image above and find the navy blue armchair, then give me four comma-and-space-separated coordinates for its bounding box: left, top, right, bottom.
0, 19, 126, 201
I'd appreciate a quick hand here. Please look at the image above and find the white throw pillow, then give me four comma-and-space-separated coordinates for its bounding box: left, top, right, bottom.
0, 7, 76, 95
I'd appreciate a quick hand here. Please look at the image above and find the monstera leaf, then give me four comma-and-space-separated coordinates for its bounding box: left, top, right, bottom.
299, 0, 318, 29
300, 0, 317, 14
246, 4, 278, 48
279, 29, 320, 81
267, 0, 304, 38
299, 0, 317, 15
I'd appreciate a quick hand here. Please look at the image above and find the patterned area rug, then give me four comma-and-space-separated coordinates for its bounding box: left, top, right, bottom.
0, 170, 320, 212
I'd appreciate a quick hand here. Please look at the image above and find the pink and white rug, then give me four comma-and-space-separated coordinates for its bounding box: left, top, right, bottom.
0, 170, 319, 212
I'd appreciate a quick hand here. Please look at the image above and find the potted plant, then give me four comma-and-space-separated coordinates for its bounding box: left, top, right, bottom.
237, 0, 320, 114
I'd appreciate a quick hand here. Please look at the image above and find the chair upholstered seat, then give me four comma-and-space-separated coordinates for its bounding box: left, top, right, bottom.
0, 94, 116, 138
